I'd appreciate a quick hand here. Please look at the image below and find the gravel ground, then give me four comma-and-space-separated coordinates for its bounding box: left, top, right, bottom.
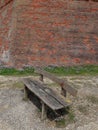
0, 75, 98, 130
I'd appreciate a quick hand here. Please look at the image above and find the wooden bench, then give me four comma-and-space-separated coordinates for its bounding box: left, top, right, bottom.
34, 67, 77, 97
23, 78, 70, 120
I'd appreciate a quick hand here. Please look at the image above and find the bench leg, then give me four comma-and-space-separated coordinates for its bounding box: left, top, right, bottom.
24, 86, 28, 101
41, 101, 47, 120
61, 87, 66, 97
39, 74, 44, 82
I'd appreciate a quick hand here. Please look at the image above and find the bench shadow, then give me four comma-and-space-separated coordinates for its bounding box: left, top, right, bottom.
27, 88, 42, 110
26, 88, 69, 121
47, 107, 69, 121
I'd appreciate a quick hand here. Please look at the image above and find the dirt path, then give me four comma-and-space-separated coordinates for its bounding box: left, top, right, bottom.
0, 75, 98, 130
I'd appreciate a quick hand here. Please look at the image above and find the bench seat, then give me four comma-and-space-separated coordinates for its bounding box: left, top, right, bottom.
23, 78, 70, 120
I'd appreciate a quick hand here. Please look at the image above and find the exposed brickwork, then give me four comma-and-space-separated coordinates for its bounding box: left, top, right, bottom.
0, 0, 98, 68
0, 0, 13, 66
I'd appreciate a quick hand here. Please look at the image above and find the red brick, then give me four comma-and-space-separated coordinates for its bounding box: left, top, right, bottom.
0, 0, 98, 68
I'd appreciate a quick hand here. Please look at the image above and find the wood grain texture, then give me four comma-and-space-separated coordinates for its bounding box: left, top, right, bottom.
23, 79, 65, 110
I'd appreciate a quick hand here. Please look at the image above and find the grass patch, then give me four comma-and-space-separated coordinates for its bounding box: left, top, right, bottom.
0, 67, 34, 76
65, 109, 75, 124
55, 117, 66, 128
45, 65, 98, 76
55, 109, 75, 128
0, 65, 98, 76
87, 95, 98, 104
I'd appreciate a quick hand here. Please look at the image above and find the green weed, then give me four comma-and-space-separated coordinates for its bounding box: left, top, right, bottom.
0, 65, 98, 76
55, 108, 75, 128
0, 67, 34, 76
45, 65, 98, 76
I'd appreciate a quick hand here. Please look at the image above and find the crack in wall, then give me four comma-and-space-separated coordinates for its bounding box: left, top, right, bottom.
0, 0, 13, 10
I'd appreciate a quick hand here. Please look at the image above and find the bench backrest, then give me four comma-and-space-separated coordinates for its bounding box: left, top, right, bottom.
35, 67, 77, 97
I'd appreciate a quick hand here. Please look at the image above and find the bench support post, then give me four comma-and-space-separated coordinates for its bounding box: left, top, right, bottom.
39, 74, 44, 82
61, 84, 66, 97
41, 101, 47, 120
24, 86, 28, 101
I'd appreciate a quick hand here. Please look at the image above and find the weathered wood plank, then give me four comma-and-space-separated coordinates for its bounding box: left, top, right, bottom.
30, 80, 70, 108
35, 68, 63, 84
23, 79, 64, 110
24, 85, 28, 100
39, 74, 44, 82
63, 81, 77, 97
34, 67, 77, 97
41, 101, 47, 120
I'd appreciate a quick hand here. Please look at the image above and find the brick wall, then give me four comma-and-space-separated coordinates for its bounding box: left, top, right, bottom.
0, 0, 98, 68
0, 0, 13, 66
